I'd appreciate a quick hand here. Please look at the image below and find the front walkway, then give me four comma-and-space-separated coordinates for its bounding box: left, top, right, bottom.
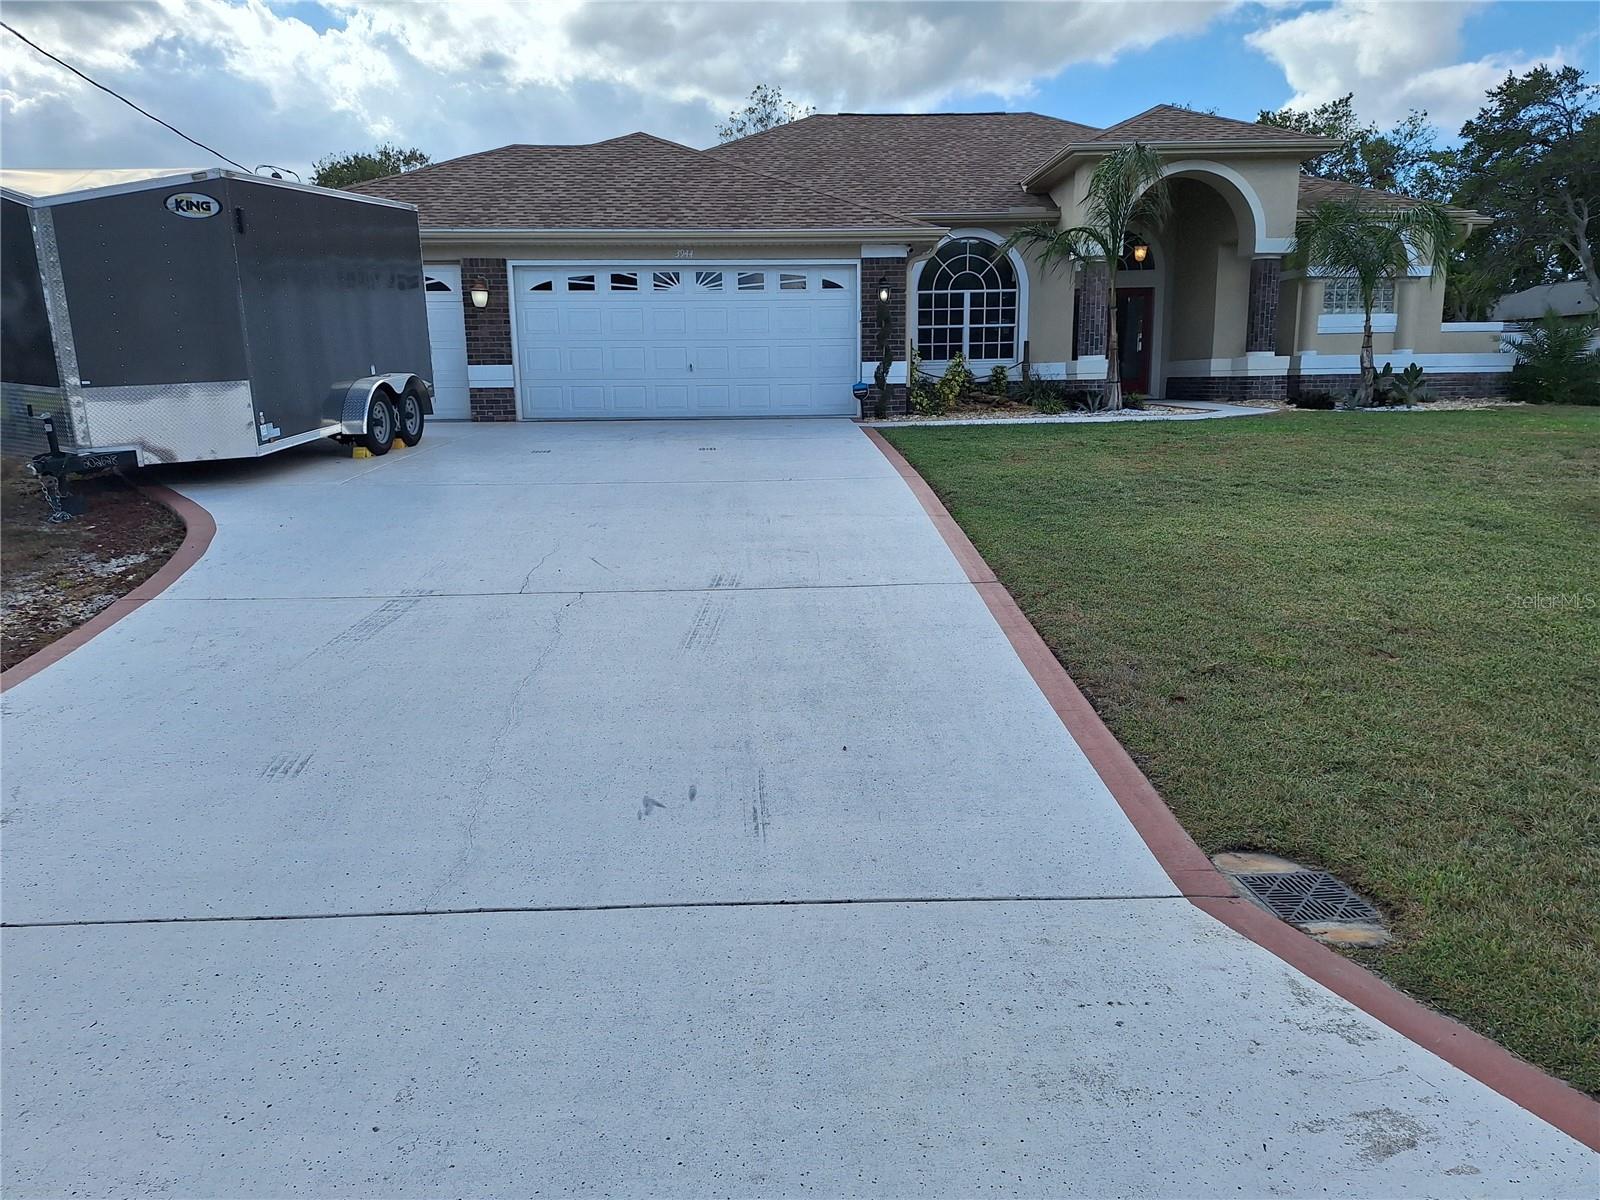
2, 420, 1592, 1196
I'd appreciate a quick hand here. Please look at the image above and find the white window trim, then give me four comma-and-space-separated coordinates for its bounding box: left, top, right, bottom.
911, 228, 1030, 371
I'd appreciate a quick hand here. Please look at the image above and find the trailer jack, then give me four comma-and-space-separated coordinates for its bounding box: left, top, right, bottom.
28, 413, 85, 522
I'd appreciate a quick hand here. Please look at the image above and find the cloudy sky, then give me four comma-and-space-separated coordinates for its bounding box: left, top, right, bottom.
0, 0, 1594, 179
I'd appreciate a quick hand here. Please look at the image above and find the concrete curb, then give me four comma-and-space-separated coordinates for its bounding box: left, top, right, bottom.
1, 483, 216, 693
862, 424, 1600, 1153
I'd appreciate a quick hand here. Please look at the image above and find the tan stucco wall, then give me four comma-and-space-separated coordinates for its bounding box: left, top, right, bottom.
1279, 272, 1505, 357
1164, 179, 1249, 360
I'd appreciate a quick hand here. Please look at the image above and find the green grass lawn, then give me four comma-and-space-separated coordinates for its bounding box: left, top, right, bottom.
884, 408, 1600, 1093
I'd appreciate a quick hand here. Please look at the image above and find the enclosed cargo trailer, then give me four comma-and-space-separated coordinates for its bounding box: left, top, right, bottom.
1, 169, 434, 470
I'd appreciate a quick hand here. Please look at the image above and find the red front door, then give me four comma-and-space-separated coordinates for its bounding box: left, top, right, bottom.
1115, 287, 1155, 397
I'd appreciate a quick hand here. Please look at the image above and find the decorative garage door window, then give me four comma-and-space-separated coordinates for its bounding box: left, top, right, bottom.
917, 237, 1018, 362
424, 275, 453, 292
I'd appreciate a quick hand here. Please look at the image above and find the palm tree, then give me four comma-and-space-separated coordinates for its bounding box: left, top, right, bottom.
1290, 197, 1459, 406
1000, 143, 1170, 410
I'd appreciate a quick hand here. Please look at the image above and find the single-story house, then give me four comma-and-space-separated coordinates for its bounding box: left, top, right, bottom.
1491, 280, 1597, 322
350, 105, 1514, 420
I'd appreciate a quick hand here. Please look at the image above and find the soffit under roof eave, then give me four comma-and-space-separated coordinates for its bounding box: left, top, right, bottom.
419, 225, 947, 246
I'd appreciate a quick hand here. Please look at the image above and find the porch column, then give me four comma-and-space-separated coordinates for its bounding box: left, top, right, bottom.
1246, 256, 1282, 353
1075, 262, 1109, 358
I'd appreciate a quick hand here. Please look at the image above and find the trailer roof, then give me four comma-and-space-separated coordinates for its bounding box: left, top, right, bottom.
13, 168, 417, 212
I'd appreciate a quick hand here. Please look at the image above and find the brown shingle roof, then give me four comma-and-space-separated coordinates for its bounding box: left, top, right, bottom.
1090, 104, 1340, 146
1296, 174, 1422, 210
346, 132, 932, 232
708, 112, 1099, 216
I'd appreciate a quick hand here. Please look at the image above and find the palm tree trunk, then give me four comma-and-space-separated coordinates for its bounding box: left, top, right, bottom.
1359, 309, 1375, 407
1104, 272, 1122, 412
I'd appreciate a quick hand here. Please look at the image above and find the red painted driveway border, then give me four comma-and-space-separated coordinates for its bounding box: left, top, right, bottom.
1, 483, 216, 693
863, 425, 1600, 1152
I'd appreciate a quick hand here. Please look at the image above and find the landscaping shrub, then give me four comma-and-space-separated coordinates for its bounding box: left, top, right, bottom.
986, 364, 1009, 400
1390, 362, 1434, 404
1123, 391, 1148, 410
1028, 383, 1067, 415
1288, 390, 1337, 409
1507, 311, 1600, 405
907, 343, 944, 416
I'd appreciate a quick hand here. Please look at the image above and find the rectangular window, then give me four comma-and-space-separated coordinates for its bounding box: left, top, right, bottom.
567, 274, 596, 292
1322, 276, 1394, 315
736, 271, 765, 291
610, 272, 638, 291
779, 272, 807, 291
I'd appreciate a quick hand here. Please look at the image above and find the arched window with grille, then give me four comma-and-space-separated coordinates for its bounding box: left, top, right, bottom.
916, 236, 1019, 362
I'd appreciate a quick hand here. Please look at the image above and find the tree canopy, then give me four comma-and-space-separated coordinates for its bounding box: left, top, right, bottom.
715, 84, 815, 143
312, 143, 432, 190
1450, 65, 1598, 306
1258, 94, 1450, 201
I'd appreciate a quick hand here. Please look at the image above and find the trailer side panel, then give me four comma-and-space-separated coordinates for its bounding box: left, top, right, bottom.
50, 185, 250, 388
225, 178, 430, 442
2, 195, 70, 457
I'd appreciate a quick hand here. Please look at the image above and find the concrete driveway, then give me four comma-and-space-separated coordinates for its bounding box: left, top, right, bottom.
2, 419, 1593, 1196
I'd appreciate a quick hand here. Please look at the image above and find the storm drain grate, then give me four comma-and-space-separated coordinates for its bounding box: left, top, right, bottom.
1232, 870, 1382, 925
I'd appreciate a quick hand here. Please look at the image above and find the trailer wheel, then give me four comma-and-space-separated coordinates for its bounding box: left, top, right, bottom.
396, 389, 426, 446
358, 392, 397, 455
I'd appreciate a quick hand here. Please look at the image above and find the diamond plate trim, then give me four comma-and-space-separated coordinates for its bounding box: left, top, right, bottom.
1233, 870, 1383, 926
29, 207, 89, 444
78, 381, 258, 464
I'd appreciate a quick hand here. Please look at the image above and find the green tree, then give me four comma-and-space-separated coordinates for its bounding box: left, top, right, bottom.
1001, 143, 1170, 411
715, 84, 815, 143
1289, 197, 1458, 406
1258, 93, 1451, 201
312, 143, 432, 189
1451, 65, 1598, 307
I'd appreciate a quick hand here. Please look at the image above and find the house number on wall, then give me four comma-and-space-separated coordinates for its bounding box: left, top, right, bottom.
675, 249, 695, 258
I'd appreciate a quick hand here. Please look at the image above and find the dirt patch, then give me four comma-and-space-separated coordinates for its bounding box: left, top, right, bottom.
2, 460, 185, 671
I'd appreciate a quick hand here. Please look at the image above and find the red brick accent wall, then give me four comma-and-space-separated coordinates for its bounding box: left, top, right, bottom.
1075, 264, 1109, 358
460, 258, 511, 367
1166, 375, 1289, 404
861, 256, 909, 416
1288, 372, 1512, 401
1246, 259, 1282, 353
469, 387, 517, 421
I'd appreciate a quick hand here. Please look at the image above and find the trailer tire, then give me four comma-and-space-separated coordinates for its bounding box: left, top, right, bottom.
396, 388, 426, 446
358, 392, 397, 455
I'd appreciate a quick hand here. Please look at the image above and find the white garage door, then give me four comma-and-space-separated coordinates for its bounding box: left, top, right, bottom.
423, 265, 470, 419
512, 264, 858, 419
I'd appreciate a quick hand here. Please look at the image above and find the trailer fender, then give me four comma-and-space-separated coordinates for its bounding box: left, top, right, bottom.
337, 374, 434, 436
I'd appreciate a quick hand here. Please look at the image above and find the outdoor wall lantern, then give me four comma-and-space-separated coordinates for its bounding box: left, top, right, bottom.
1131, 242, 1150, 264
469, 279, 490, 309
879, 287, 890, 302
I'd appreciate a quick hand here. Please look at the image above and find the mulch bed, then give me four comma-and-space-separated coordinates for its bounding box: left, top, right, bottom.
1, 461, 185, 672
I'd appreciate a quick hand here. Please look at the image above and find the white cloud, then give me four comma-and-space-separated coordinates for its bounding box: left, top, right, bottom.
1246, 0, 1575, 130
0, 0, 1234, 176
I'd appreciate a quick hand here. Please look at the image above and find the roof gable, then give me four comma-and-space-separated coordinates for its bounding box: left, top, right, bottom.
1091, 104, 1339, 146
347, 132, 932, 233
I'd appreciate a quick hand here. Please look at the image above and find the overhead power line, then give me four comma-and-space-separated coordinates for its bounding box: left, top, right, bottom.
1, 20, 250, 171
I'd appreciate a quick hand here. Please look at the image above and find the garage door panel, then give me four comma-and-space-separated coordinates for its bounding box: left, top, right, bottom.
733, 308, 771, 335
694, 346, 730, 373
423, 265, 470, 420
654, 385, 690, 414
565, 309, 602, 336
609, 346, 647, 373
608, 307, 645, 334
565, 347, 603, 374
653, 345, 689, 372
514, 263, 856, 419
